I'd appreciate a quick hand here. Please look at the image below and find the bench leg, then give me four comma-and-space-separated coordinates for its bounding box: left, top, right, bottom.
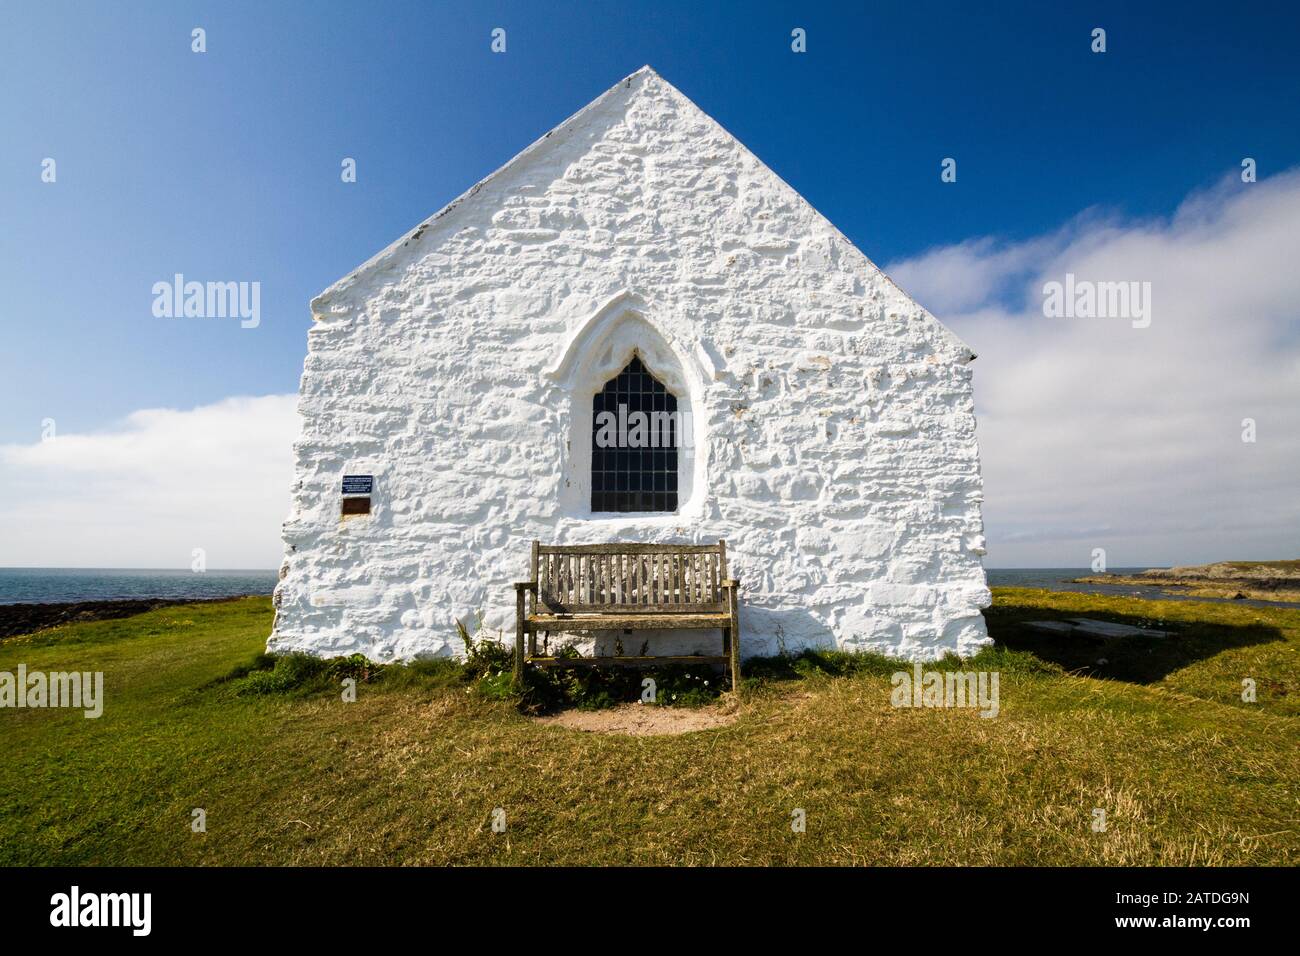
727, 587, 742, 695
514, 588, 526, 685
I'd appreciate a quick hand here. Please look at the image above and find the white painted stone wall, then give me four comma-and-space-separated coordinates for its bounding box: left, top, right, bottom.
269, 67, 991, 664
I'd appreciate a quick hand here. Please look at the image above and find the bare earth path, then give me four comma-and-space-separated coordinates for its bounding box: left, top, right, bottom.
534, 702, 740, 736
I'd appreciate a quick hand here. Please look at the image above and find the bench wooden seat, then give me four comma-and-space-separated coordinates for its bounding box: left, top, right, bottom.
513, 540, 741, 692
528, 655, 730, 668
527, 612, 732, 630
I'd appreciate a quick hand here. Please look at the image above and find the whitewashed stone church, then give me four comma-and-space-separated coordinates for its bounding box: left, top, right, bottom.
269, 66, 991, 664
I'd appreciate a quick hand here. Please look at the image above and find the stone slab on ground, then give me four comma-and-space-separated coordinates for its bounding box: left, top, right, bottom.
1024, 618, 1173, 640
1068, 618, 1172, 639
1025, 620, 1076, 636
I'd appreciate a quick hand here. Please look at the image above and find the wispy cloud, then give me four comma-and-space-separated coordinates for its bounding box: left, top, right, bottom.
889, 169, 1300, 567
0, 395, 298, 568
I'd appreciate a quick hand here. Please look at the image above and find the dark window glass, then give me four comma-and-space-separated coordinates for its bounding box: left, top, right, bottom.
591, 355, 679, 513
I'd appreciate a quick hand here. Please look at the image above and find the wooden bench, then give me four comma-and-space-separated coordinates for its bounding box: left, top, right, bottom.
513, 540, 741, 692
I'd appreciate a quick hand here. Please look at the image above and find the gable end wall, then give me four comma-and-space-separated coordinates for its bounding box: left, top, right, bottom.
270, 71, 991, 663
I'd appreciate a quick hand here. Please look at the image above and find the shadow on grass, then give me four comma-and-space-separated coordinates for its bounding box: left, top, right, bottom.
985, 597, 1284, 684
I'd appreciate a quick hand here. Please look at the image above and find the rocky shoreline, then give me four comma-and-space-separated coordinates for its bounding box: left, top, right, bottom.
1074, 560, 1300, 603
0, 596, 253, 640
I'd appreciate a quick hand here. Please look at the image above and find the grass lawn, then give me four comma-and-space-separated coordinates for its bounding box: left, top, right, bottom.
1, 589, 1296, 866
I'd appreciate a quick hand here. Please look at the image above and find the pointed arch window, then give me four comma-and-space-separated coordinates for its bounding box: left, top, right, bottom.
590, 355, 679, 513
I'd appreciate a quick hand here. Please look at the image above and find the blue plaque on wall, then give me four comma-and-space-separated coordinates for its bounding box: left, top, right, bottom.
341, 475, 374, 495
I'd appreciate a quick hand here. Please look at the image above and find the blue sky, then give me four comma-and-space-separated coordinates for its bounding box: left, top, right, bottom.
2, 1, 1298, 567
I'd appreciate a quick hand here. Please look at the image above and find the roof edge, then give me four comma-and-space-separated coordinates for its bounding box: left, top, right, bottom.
310, 65, 658, 314
637, 73, 979, 362
309, 64, 977, 363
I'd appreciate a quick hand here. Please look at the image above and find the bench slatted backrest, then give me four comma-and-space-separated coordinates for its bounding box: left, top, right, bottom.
533, 541, 728, 614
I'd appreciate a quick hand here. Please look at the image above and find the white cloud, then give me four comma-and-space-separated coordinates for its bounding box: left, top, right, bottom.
0, 395, 298, 569
888, 169, 1300, 567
